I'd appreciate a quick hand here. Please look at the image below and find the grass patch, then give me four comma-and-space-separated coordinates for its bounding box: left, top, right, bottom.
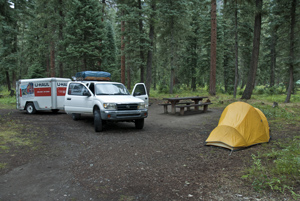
0, 163, 7, 169
242, 137, 300, 199
0, 89, 16, 109
0, 113, 44, 171
0, 119, 42, 153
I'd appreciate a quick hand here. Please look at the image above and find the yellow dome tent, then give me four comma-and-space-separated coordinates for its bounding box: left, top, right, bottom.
205, 102, 270, 150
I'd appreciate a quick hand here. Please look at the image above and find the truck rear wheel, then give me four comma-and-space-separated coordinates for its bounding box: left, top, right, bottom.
94, 109, 103, 132
135, 119, 144, 129
26, 103, 36, 114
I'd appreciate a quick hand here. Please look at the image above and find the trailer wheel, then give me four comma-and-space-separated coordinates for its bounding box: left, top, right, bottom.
135, 119, 144, 129
26, 103, 36, 114
72, 113, 81, 121
94, 108, 103, 132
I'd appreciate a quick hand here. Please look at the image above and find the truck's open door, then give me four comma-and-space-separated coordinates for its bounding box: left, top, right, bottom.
132, 83, 149, 108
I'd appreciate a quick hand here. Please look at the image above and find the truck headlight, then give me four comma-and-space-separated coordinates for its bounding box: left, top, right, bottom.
103, 103, 116, 110
138, 102, 145, 109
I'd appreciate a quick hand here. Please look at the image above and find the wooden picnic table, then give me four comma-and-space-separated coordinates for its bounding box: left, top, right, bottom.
162, 96, 208, 114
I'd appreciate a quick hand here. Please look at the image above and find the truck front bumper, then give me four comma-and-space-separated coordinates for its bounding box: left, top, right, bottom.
100, 109, 148, 121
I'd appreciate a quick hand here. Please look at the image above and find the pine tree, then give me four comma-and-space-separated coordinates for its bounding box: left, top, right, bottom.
242, 0, 263, 99
63, 0, 106, 72
0, 0, 16, 90
285, 0, 297, 103
157, 0, 189, 94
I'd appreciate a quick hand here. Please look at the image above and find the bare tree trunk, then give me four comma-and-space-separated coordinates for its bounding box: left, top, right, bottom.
169, 15, 175, 94
241, 0, 262, 99
209, 0, 217, 96
46, 54, 50, 77
12, 71, 16, 89
58, 0, 64, 77
270, 28, 277, 87
50, 40, 55, 77
127, 58, 131, 90
233, 0, 239, 98
285, 0, 296, 103
138, 0, 145, 83
127, 35, 131, 90
146, 0, 156, 95
191, 43, 197, 91
169, 30, 175, 94
5, 71, 11, 91
121, 12, 125, 85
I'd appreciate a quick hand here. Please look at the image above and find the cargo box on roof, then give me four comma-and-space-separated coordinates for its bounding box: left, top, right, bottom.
75, 71, 111, 81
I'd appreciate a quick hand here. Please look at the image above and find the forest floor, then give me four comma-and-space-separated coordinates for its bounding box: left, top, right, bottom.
0, 99, 295, 201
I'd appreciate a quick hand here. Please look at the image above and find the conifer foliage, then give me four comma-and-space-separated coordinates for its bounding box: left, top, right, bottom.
0, 0, 299, 101
63, 0, 106, 72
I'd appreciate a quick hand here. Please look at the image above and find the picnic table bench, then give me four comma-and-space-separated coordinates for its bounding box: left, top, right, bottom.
158, 102, 193, 113
161, 96, 211, 115
175, 102, 212, 115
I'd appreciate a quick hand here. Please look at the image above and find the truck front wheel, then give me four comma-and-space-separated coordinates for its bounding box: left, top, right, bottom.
26, 103, 36, 114
94, 109, 103, 132
135, 119, 144, 129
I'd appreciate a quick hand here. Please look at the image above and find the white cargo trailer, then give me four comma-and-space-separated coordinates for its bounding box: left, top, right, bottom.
16, 78, 71, 114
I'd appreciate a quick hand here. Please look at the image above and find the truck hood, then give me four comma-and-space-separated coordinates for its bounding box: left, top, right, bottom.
96, 95, 144, 104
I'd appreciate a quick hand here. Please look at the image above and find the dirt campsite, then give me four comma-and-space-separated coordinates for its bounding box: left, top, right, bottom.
0, 99, 295, 200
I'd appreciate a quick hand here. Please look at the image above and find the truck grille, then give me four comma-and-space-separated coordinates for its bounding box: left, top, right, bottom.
117, 104, 138, 110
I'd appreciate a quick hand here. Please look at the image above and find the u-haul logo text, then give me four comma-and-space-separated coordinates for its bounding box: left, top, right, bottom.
57, 82, 67, 87
34, 82, 50, 87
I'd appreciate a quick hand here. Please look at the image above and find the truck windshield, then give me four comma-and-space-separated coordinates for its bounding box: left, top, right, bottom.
95, 83, 130, 95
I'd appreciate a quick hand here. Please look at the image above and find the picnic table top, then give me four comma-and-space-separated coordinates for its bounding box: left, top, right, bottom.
163, 96, 208, 101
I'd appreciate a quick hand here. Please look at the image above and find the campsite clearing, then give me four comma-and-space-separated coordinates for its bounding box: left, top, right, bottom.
0, 99, 297, 200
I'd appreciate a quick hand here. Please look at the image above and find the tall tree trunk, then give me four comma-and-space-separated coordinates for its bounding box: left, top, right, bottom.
127, 35, 131, 90
209, 0, 217, 96
5, 71, 11, 91
270, 26, 277, 87
127, 57, 131, 90
285, 0, 296, 103
58, 0, 64, 77
12, 71, 16, 89
146, 0, 156, 96
12, 0, 18, 89
121, 12, 125, 85
191, 43, 197, 91
46, 54, 50, 77
169, 18, 175, 94
138, 0, 145, 83
233, 0, 239, 98
50, 40, 55, 77
241, 0, 262, 99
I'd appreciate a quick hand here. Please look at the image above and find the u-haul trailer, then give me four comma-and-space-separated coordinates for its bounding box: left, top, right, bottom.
16, 77, 71, 114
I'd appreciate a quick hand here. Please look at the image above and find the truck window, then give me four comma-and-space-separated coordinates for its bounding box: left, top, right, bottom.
95, 83, 130, 95
134, 84, 146, 95
68, 83, 86, 96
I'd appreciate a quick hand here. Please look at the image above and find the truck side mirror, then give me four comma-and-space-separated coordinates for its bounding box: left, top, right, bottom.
83, 90, 91, 97
134, 92, 141, 96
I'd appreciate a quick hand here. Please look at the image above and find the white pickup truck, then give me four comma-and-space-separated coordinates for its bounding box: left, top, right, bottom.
64, 81, 148, 132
